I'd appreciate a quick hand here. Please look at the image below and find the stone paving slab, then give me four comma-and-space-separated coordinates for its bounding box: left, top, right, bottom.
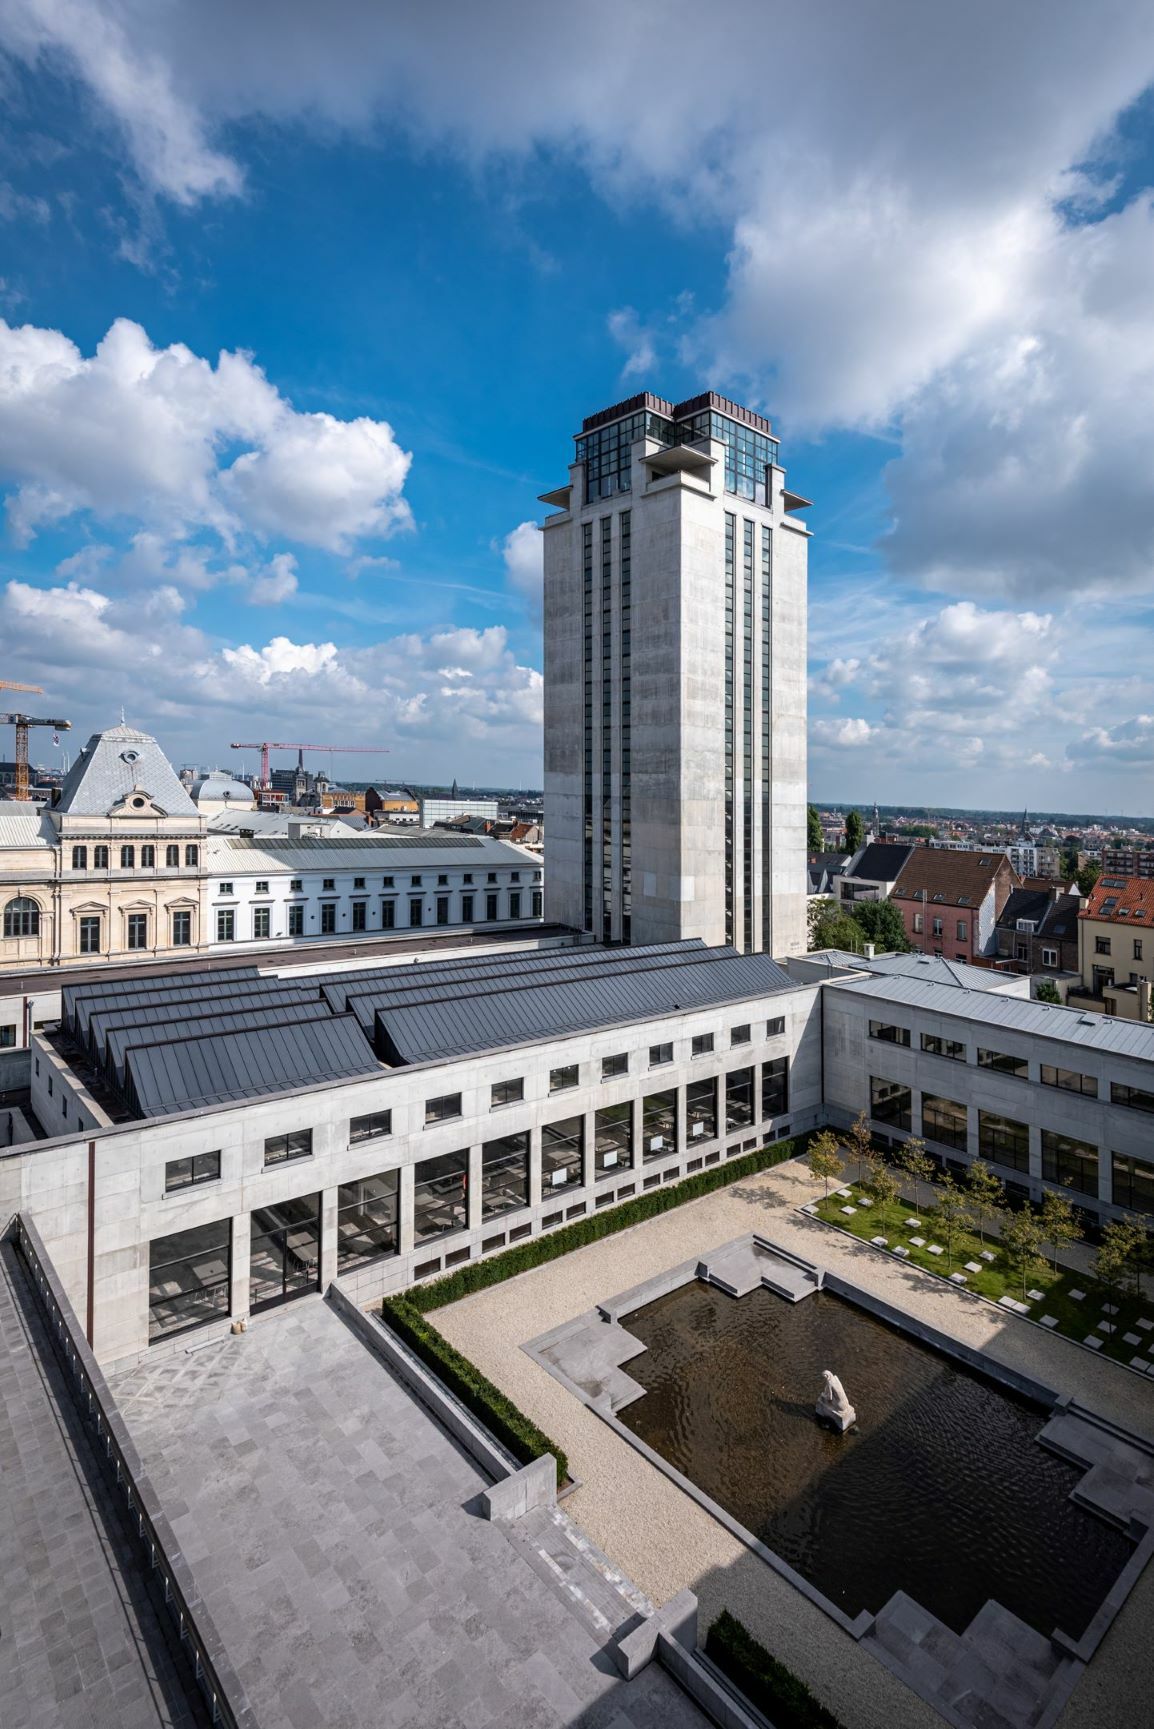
0, 1240, 206, 1729
111, 1299, 707, 1729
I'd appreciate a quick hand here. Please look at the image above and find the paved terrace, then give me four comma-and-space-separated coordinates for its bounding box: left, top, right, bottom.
111, 1298, 707, 1729
0, 1238, 207, 1729
434, 1156, 1154, 1729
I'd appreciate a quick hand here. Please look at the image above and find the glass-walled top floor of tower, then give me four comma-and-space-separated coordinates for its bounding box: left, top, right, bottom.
575, 389, 781, 504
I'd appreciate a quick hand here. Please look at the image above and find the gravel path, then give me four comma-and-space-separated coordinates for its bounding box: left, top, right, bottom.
435, 1156, 1154, 1729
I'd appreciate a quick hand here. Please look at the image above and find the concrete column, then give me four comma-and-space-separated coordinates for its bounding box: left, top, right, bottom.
398, 1164, 416, 1255
528, 1127, 542, 1209
319, 1186, 338, 1288
230, 1212, 251, 1320
675, 1085, 686, 1159
467, 1143, 483, 1231
581, 1108, 596, 1188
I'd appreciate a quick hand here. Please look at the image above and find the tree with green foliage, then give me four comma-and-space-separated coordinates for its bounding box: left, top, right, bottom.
807, 1130, 843, 1198
846, 1110, 875, 1186
1097, 1214, 1148, 1300
807, 899, 865, 953
896, 1136, 934, 1213
965, 1160, 1005, 1247
807, 803, 825, 852
844, 809, 865, 852
1034, 979, 1062, 1005
866, 1159, 900, 1211
933, 1173, 968, 1272
1076, 861, 1101, 897
1001, 1208, 1046, 1302
1038, 1189, 1082, 1272
848, 899, 912, 954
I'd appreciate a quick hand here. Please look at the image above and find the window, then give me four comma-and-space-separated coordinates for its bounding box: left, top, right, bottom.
913, 912, 924, 933
0, 1025, 14, 1048
351, 901, 367, 932
79, 915, 101, 954
461, 893, 474, 922
956, 920, 967, 941
1042, 948, 1058, 967
290, 878, 303, 892
543, 1116, 584, 1189
642, 1090, 677, 1160
532, 890, 542, 917
71, 845, 87, 870
762, 1056, 788, 1118
381, 900, 395, 929
691, 1032, 715, 1057
94, 845, 109, 869
245, 905, 269, 941
731, 1023, 751, 1046
601, 1052, 628, 1081
977, 1048, 1028, 1080
165, 1150, 221, 1193
649, 1042, 673, 1067
216, 908, 235, 942
726, 1067, 755, 1132
482, 1132, 530, 1216
508, 891, 521, 919
288, 905, 304, 936
922, 1094, 967, 1152
1135, 940, 1144, 961
264, 1127, 313, 1166
321, 903, 337, 934
350, 1109, 392, 1144
595, 1101, 633, 1174
409, 898, 423, 927
485, 893, 498, 921
436, 895, 450, 925
869, 1021, 911, 1047
413, 1149, 469, 1241
1095, 936, 1112, 955
411, 875, 422, 888
436, 873, 448, 887
141, 845, 155, 868
148, 1221, 231, 1342
870, 1076, 912, 1132
323, 878, 335, 891
171, 910, 191, 947
1111, 1151, 1154, 1213
425, 1092, 462, 1125
218, 882, 234, 896
1112, 1080, 1154, 1115
487, 871, 497, 884
383, 875, 395, 888
550, 1063, 579, 1093
185, 845, 199, 867
932, 917, 943, 937
337, 1171, 399, 1271
1040, 1064, 1097, 1098
978, 1109, 1030, 1173
354, 877, 366, 890
120, 845, 135, 869
687, 1076, 717, 1142
1041, 1130, 1099, 1197
255, 879, 269, 894
510, 871, 521, 883
165, 845, 179, 867
127, 913, 148, 950
491, 1078, 524, 1108
921, 1032, 966, 1062
767, 1017, 785, 1037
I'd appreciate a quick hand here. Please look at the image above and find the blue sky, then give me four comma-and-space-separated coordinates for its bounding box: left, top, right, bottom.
2, 3, 1154, 811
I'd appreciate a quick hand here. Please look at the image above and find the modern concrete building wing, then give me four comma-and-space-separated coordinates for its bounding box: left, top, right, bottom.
542, 390, 809, 957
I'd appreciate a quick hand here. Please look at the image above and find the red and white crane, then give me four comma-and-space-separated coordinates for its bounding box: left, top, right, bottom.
229, 740, 388, 791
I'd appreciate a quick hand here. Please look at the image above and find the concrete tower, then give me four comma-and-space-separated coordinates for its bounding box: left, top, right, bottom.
541, 390, 809, 955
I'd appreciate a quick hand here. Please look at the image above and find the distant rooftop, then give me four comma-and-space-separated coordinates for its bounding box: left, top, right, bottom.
580, 389, 775, 439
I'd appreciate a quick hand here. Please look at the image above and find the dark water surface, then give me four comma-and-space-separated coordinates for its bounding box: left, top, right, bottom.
617, 1282, 1132, 1638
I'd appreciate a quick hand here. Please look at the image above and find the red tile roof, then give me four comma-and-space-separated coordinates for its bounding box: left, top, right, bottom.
892, 849, 1014, 909
1080, 875, 1154, 924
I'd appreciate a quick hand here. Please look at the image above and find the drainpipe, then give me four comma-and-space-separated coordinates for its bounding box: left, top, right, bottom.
1141, 979, 1152, 1022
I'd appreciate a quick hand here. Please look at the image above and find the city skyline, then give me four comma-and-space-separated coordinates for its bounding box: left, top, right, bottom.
1, 8, 1154, 802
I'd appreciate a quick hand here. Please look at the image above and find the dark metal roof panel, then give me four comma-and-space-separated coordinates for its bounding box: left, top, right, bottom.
64, 967, 262, 1036
88, 985, 322, 1062
106, 999, 335, 1089
125, 1015, 379, 1119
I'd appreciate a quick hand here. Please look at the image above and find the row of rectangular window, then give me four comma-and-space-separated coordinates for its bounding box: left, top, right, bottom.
71, 843, 199, 870
217, 868, 539, 896
214, 888, 541, 942
874, 1023, 1103, 1100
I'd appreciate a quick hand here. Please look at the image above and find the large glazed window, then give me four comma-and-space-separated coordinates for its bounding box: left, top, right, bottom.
870, 1076, 912, 1133
413, 1149, 468, 1242
725, 1067, 755, 1133
643, 1090, 677, 1161
149, 1220, 231, 1342
542, 1117, 583, 1189
336, 1171, 399, 1272
687, 1076, 717, 1144
481, 1132, 530, 1217
3, 896, 40, 938
595, 1102, 633, 1174
978, 1110, 1030, 1173
922, 1093, 968, 1153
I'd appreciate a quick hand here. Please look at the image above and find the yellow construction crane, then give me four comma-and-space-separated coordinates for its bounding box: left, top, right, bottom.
0, 680, 70, 800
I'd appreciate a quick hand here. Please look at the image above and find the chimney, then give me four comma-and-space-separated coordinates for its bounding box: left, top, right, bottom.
1140, 979, 1151, 1022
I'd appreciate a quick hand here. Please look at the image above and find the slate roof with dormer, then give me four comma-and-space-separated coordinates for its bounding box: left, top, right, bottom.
54, 724, 198, 818
892, 847, 1013, 909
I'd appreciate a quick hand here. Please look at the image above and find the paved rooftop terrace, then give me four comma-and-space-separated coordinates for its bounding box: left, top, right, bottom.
111, 1297, 706, 1729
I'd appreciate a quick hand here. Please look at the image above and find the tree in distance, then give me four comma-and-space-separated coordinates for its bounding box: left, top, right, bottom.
932, 1173, 969, 1272
896, 1136, 935, 1213
846, 1110, 875, 1186
1038, 1189, 1081, 1272
965, 1160, 1005, 1247
865, 1158, 900, 1210
1035, 979, 1062, 1006
807, 803, 825, 852
807, 1129, 844, 1198
1001, 1207, 1047, 1302
844, 809, 865, 852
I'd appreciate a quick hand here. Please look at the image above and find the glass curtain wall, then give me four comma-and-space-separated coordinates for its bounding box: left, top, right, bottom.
148, 1220, 231, 1342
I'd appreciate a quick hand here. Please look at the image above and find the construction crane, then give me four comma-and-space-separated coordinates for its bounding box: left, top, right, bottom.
0, 682, 71, 800
229, 740, 388, 791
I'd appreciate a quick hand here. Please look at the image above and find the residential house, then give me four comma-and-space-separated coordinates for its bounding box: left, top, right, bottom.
890, 848, 1017, 963
994, 882, 1081, 975
835, 842, 915, 905
1069, 875, 1154, 1021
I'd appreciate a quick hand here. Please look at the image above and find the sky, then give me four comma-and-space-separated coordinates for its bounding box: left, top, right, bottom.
2, 5, 1154, 809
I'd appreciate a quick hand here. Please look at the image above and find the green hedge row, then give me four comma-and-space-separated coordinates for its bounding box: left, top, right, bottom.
409, 1137, 801, 1313
380, 1294, 570, 1484
705, 1610, 844, 1729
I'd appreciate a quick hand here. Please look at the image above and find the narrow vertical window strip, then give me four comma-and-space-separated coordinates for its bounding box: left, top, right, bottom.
620, 509, 632, 945
724, 512, 736, 947
761, 525, 772, 952
582, 520, 594, 934
742, 518, 754, 954
601, 515, 613, 942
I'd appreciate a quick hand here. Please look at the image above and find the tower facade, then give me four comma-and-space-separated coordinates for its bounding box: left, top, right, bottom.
542, 390, 809, 955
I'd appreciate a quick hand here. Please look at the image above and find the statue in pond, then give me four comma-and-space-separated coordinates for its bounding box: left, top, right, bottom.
816, 1369, 856, 1433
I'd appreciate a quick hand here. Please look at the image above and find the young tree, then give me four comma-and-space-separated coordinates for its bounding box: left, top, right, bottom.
866, 1159, 900, 1212
965, 1160, 1005, 1247
896, 1136, 934, 1213
1038, 1189, 1082, 1272
807, 1130, 844, 1198
1034, 979, 1062, 1006
807, 898, 865, 953
1097, 1215, 1149, 1301
848, 899, 912, 954
846, 1110, 875, 1186
807, 803, 825, 853
933, 1173, 968, 1272
1001, 1208, 1046, 1302
844, 809, 865, 853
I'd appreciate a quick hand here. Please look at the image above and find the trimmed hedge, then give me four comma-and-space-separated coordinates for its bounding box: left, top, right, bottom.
380, 1294, 570, 1484
705, 1610, 844, 1729
410, 1137, 801, 1313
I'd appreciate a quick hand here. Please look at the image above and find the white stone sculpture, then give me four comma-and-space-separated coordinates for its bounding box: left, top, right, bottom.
815, 1369, 856, 1433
